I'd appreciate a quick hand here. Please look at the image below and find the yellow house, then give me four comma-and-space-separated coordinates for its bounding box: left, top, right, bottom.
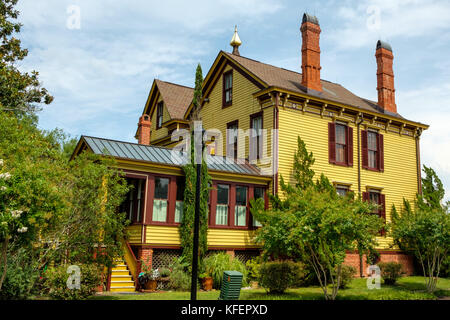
73, 13, 428, 291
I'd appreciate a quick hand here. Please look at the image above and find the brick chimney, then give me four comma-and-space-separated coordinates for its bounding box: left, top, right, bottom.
137, 114, 151, 145
300, 13, 322, 92
375, 40, 397, 113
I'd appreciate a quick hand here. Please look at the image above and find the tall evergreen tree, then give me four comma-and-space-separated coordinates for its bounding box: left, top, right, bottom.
180, 64, 211, 271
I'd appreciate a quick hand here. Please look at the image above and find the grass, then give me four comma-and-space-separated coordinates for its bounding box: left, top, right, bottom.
91, 276, 450, 300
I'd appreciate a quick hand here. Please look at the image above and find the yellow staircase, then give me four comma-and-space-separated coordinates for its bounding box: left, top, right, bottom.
109, 258, 136, 293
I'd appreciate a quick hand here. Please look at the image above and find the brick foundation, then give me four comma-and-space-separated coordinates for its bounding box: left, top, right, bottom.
138, 247, 153, 269
343, 251, 414, 277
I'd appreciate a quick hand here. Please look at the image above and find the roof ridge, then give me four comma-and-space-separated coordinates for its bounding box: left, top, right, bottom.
224, 51, 337, 85
155, 79, 194, 90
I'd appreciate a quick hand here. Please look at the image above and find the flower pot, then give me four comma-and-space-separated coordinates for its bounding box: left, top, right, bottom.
201, 277, 213, 291
145, 279, 158, 291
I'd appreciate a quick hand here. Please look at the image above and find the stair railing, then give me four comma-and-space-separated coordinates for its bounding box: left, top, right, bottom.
121, 239, 141, 290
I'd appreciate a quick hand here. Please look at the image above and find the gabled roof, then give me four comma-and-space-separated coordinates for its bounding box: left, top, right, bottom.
73, 136, 267, 177
154, 80, 194, 120
221, 51, 404, 119
141, 79, 193, 122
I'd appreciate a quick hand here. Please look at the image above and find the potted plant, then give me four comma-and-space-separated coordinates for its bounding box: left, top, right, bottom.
199, 272, 213, 291
141, 261, 160, 291
199, 259, 214, 291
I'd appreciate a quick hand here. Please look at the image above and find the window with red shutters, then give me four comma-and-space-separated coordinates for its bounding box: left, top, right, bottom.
329, 122, 353, 166
363, 190, 386, 236
362, 130, 384, 172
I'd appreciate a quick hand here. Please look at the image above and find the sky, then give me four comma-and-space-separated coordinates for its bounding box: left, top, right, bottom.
15, 0, 450, 200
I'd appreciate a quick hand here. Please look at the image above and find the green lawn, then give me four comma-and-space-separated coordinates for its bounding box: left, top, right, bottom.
91, 276, 450, 300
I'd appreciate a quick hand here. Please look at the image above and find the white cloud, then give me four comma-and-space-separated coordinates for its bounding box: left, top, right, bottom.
397, 83, 450, 201
328, 0, 450, 50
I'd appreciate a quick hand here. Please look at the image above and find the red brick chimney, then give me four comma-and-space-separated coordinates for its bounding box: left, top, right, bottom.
300, 13, 322, 92
376, 40, 397, 113
137, 114, 151, 145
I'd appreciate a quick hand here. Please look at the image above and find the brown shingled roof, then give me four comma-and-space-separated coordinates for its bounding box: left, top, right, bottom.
223, 51, 404, 119
155, 79, 194, 120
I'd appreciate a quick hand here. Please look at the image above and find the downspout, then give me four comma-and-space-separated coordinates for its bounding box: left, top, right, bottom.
356, 113, 364, 277
415, 129, 423, 195
357, 114, 364, 196
272, 92, 279, 195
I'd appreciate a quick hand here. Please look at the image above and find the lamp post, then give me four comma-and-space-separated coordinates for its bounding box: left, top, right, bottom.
191, 122, 205, 300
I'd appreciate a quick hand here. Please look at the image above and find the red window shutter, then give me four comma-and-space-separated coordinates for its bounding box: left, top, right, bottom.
378, 133, 384, 172
379, 194, 386, 236
362, 191, 369, 202
328, 122, 336, 164
361, 130, 368, 169
347, 126, 353, 167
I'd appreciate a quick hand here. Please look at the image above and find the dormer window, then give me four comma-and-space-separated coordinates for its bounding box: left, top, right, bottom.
223, 70, 233, 107
156, 102, 164, 129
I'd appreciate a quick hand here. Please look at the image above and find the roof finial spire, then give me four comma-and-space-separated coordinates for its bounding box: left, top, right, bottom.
230, 25, 242, 56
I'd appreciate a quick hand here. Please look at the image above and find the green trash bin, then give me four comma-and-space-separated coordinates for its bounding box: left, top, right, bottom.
219, 271, 243, 300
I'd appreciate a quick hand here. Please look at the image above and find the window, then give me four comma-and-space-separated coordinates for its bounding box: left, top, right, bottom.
156, 102, 164, 129
363, 190, 386, 235
120, 178, 145, 224
336, 185, 350, 197
335, 124, 347, 164
368, 131, 378, 169
253, 187, 265, 227
227, 121, 239, 160
369, 191, 380, 214
216, 184, 229, 225
223, 71, 233, 106
328, 122, 353, 166
250, 113, 263, 161
362, 130, 384, 171
153, 177, 169, 222
175, 176, 185, 223
235, 186, 248, 227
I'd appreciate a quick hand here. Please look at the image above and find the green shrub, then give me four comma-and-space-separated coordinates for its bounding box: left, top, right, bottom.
202, 252, 248, 289
159, 267, 171, 278
0, 248, 40, 300
259, 260, 305, 294
168, 256, 191, 291
42, 264, 102, 300
378, 262, 404, 285
339, 265, 357, 289
246, 257, 262, 282
440, 255, 450, 278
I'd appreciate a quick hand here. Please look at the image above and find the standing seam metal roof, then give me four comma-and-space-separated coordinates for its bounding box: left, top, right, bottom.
82, 136, 265, 176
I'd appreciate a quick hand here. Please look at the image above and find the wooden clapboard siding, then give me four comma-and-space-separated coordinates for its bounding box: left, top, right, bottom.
200, 65, 273, 160
278, 107, 418, 249
126, 225, 142, 244
144, 225, 258, 248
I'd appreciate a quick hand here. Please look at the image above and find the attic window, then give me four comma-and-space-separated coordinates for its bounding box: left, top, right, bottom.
223, 70, 233, 107
156, 102, 164, 129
